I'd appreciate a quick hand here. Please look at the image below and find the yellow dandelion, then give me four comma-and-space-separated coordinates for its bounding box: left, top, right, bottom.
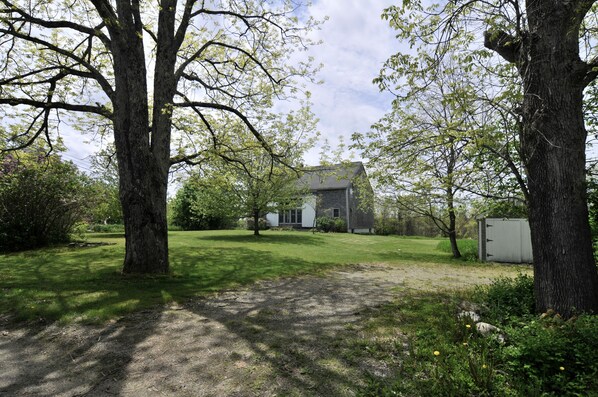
466, 324, 471, 329
482, 364, 487, 369
462, 342, 468, 346
560, 366, 565, 371
433, 351, 440, 356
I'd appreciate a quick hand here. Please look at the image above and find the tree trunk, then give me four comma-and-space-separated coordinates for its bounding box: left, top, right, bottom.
447, 190, 461, 259
118, 160, 169, 274
520, 4, 598, 315
111, 2, 170, 274
253, 209, 260, 236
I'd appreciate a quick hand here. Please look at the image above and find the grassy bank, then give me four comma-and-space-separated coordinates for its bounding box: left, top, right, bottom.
352, 275, 598, 396
0, 230, 521, 324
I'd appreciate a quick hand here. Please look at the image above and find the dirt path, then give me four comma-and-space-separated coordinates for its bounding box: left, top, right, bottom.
0, 263, 521, 397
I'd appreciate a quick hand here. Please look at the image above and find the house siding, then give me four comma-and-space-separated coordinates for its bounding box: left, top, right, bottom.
349, 180, 375, 231
265, 162, 375, 233
316, 189, 348, 222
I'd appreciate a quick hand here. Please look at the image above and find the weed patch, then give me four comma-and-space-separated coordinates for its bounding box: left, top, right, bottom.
354, 278, 598, 396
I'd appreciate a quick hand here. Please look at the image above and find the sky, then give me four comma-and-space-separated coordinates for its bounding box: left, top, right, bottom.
299, 0, 399, 165
61, 0, 400, 172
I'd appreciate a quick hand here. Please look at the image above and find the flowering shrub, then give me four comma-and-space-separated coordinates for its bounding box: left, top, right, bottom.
0, 153, 88, 251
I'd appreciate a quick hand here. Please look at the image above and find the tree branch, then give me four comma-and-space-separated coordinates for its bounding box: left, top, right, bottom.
173, 98, 274, 156
0, 97, 112, 117
175, 40, 281, 84
0, 0, 111, 48
0, 27, 114, 99
483, 30, 520, 64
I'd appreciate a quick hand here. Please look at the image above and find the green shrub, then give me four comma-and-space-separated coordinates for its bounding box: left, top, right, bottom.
475, 274, 535, 324
333, 217, 347, 232
501, 313, 598, 396
315, 216, 334, 232
0, 153, 89, 252
242, 217, 269, 231
356, 278, 598, 397
315, 216, 347, 232
170, 182, 238, 230
87, 224, 125, 233
374, 216, 402, 236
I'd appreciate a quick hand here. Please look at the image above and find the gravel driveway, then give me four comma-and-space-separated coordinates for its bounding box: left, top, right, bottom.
0, 263, 521, 396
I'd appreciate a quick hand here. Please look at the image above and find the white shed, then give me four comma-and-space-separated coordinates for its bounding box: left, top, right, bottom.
478, 218, 533, 263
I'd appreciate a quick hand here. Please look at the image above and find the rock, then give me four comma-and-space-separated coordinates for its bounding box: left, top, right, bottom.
476, 322, 505, 343
476, 322, 499, 334
457, 311, 481, 322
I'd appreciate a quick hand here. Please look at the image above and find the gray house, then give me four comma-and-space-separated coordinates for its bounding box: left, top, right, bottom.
266, 162, 375, 233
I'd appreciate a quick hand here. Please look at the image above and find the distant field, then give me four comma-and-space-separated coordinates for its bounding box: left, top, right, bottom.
0, 230, 527, 323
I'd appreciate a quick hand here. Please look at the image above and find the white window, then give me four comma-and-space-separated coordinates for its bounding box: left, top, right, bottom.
279, 208, 303, 224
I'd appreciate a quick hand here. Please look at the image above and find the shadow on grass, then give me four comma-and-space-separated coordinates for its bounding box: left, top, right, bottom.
0, 243, 338, 325
0, 260, 395, 396
194, 231, 325, 246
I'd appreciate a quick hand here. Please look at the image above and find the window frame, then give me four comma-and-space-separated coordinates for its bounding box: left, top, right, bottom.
279, 208, 303, 224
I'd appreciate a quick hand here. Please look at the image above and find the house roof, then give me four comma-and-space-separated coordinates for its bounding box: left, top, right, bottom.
299, 161, 365, 191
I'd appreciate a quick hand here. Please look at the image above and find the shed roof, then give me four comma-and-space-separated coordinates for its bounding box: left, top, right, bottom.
299, 162, 365, 191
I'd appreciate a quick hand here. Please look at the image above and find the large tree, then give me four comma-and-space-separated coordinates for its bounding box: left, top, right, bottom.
380, 1, 598, 315
355, 59, 490, 258
0, 0, 317, 273
201, 109, 316, 236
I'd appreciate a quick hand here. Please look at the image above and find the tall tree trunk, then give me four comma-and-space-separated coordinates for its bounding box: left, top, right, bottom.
253, 209, 260, 236
111, 1, 170, 274
520, 4, 598, 315
447, 189, 461, 259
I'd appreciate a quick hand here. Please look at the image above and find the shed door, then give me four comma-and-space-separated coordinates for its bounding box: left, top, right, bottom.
486, 219, 532, 263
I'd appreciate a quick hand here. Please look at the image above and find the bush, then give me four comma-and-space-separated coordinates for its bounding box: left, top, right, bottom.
315, 216, 347, 232
356, 276, 598, 397
500, 313, 598, 396
474, 274, 535, 324
242, 217, 269, 231
0, 153, 89, 252
87, 224, 125, 233
170, 183, 237, 230
374, 216, 402, 235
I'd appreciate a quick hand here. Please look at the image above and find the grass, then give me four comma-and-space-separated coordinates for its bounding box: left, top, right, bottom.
0, 230, 516, 324
352, 278, 598, 396
436, 238, 479, 261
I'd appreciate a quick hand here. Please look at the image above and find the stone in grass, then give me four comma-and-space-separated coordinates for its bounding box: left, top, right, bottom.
476, 322, 505, 343
457, 311, 481, 323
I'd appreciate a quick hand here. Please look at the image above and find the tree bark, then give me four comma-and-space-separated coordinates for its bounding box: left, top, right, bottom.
110, 1, 170, 274
518, 3, 598, 315
447, 190, 461, 259
253, 209, 260, 236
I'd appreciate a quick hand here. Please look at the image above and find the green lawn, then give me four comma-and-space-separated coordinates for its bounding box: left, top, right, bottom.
0, 230, 498, 323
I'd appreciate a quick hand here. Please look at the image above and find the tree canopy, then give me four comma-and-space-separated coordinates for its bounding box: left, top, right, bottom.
0, 0, 320, 273
367, 0, 598, 315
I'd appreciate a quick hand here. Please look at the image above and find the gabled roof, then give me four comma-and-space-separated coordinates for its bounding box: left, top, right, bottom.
299, 161, 365, 191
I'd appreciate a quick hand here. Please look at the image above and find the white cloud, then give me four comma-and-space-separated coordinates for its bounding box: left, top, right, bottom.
61, 1, 402, 170
301, 0, 401, 165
